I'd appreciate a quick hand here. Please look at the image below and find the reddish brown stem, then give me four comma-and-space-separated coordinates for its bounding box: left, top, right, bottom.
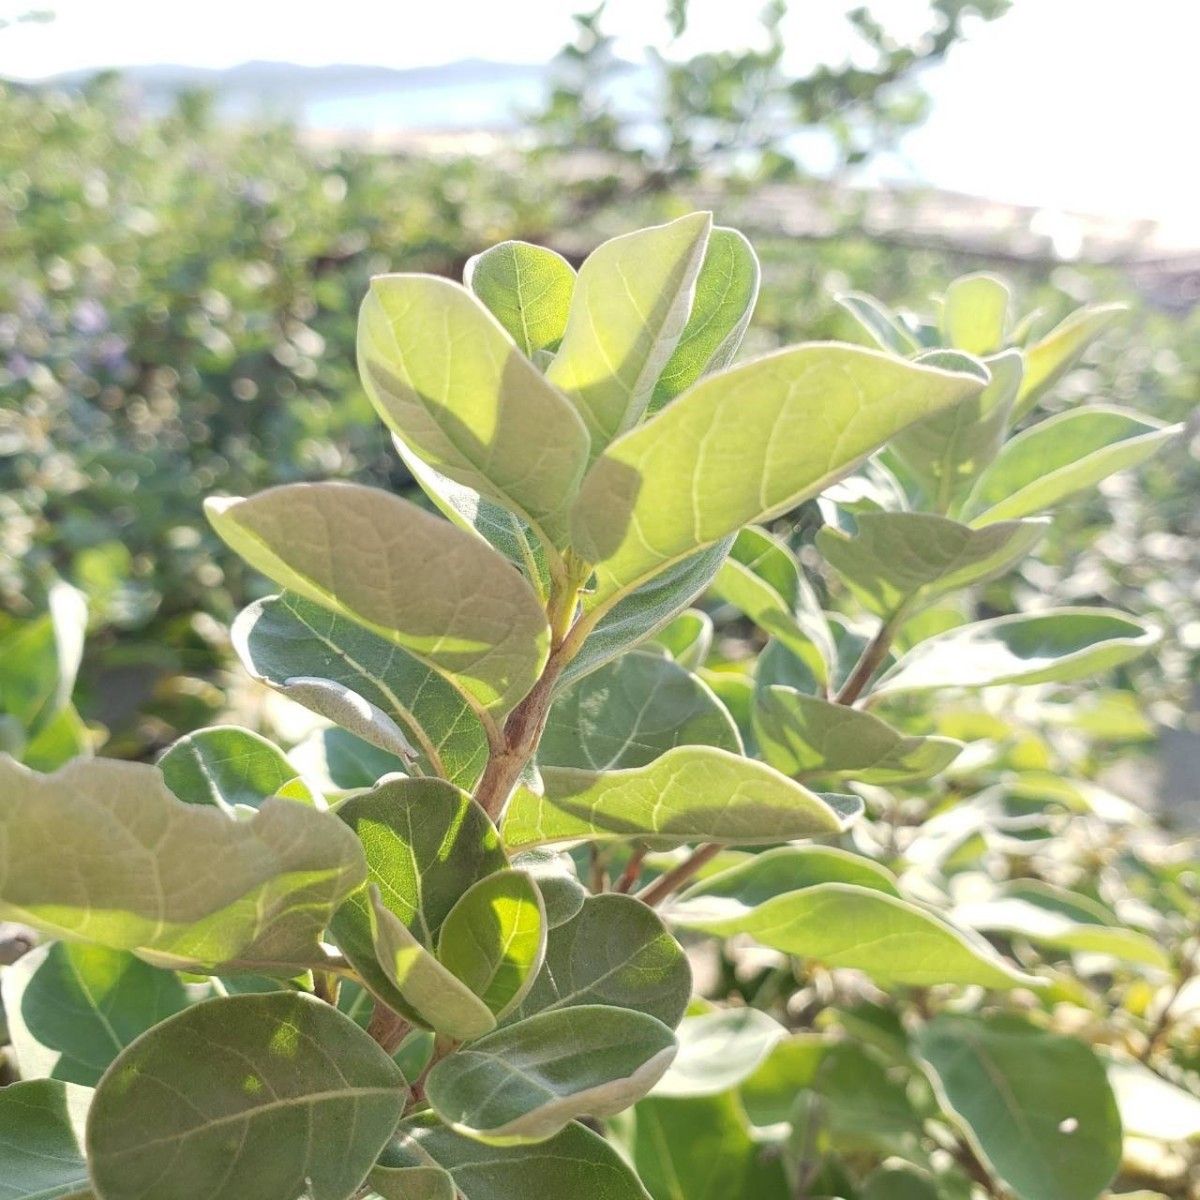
638, 843, 723, 906
614, 846, 648, 894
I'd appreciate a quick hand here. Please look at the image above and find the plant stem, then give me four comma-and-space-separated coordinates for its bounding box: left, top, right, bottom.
1140, 939, 1197, 1062
834, 609, 905, 706
614, 846, 648, 893
367, 1002, 411, 1054
639, 843, 723, 906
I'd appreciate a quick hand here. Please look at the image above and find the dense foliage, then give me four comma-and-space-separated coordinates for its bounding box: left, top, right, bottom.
2, 207, 1197, 1200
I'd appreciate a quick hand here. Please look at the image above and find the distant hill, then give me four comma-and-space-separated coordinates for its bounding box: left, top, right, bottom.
34, 57, 552, 100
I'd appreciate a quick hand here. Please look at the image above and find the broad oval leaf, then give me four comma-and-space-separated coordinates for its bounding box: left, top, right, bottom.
511, 893, 691, 1027
874, 608, 1159, 697
377, 1114, 652, 1200
0, 1079, 92, 1200
367, 888, 498, 1042
951, 880, 1169, 969
437, 868, 547, 1020
711, 525, 834, 683
1012, 302, 1125, 420
571, 344, 986, 607
86, 992, 407, 1200
916, 1014, 1122, 1200
835, 291, 920, 354
512, 849, 588, 929
670, 880, 1038, 989
547, 212, 712, 448
233, 592, 487, 789
502, 745, 860, 849
649, 608, 713, 670
464, 240, 576, 357
0, 756, 365, 974
817, 512, 1046, 620
889, 350, 1022, 511
652, 1008, 787, 1097
394, 436, 552, 597
359, 273, 590, 546
331, 777, 507, 1021
631, 1091, 791, 1200
541, 650, 740, 771
963, 406, 1181, 525
426, 1005, 676, 1143
2, 941, 189, 1086
755, 686, 962, 783
941, 273, 1010, 354
206, 483, 550, 720
649, 226, 760, 412
158, 725, 319, 811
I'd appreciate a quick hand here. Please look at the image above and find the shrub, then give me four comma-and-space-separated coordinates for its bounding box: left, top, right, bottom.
0, 216, 1193, 1200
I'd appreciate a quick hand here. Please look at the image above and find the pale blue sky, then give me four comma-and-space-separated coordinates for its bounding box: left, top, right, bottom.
1, 0, 1193, 234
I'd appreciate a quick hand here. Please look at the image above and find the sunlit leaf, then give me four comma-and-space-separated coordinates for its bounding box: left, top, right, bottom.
571, 345, 985, 608
941, 273, 1010, 354
502, 745, 860, 849
207, 483, 550, 719
427, 1005, 676, 1143
464, 240, 576, 357
1012, 303, 1125, 420
0, 756, 365, 974
652, 1008, 786, 1097
0, 1079, 92, 1200
359, 273, 590, 546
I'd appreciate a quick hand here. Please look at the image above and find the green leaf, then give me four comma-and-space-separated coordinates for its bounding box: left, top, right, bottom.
711, 526, 834, 682
206, 483, 550, 720
87, 992, 407, 1200
860, 1164, 941, 1200
367, 888, 498, 1041
941, 273, 1010, 354
874, 608, 1159, 696
835, 292, 920, 355
426, 1005, 676, 1143
358, 273, 590, 547
20, 702, 91, 772
951, 880, 1170, 968
377, 1115, 652, 1200
889, 350, 1022, 511
816, 512, 1046, 620
1107, 1056, 1200, 1142
233, 592, 487, 789
754, 687, 962, 784
331, 778, 506, 1021
546, 212, 712, 449
963, 406, 1180, 525
541, 650, 740, 771
678, 845, 900, 904
0, 1079, 92, 1200
0, 581, 87, 740
293, 727, 407, 793
670, 877, 1038, 989
370, 1162, 456, 1200
511, 893, 691, 1027
1013, 303, 1125, 420
560, 540, 732, 688
0, 756, 364, 974
502, 745, 860, 849
1, 941, 189, 1086
916, 1014, 1122, 1200
464, 240, 576, 357
571, 345, 986, 608
158, 725, 319, 811
652, 1008, 786, 1097
648, 608, 712, 670
649, 226, 760, 412
631, 1092, 790, 1200
394, 439, 551, 597
512, 849, 588, 929
437, 869, 547, 1020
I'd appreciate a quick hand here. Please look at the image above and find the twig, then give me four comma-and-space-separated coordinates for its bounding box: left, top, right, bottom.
1140, 939, 1197, 1062
834, 611, 904, 705
614, 846, 648, 894
367, 1002, 412, 1054
638, 843, 723, 906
